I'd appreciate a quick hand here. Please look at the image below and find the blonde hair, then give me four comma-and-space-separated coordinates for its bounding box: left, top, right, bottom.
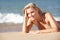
23, 3, 36, 13
23, 3, 44, 23
23, 3, 42, 14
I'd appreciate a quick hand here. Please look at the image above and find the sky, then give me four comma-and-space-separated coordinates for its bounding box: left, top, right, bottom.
0, 0, 60, 16
0, 0, 60, 23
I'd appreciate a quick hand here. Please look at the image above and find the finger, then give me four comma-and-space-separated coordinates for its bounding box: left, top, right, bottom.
25, 10, 27, 16
24, 10, 27, 18
31, 17, 35, 20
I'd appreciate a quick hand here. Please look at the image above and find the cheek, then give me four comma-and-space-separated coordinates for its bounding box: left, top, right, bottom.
32, 13, 35, 16
35, 11, 39, 16
28, 14, 31, 17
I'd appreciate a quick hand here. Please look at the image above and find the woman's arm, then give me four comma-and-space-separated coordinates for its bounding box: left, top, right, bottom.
22, 18, 33, 33
22, 10, 28, 33
46, 12, 58, 32
36, 12, 58, 33
22, 11, 33, 33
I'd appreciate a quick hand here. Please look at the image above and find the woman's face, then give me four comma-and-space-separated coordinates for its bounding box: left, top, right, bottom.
26, 7, 39, 19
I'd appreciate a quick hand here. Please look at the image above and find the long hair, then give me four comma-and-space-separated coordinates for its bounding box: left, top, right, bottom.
23, 3, 44, 23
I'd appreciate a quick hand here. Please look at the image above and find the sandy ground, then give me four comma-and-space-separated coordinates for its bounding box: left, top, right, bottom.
0, 32, 60, 40
0, 21, 60, 40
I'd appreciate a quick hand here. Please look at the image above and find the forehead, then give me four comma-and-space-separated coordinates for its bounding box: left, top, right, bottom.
26, 8, 35, 13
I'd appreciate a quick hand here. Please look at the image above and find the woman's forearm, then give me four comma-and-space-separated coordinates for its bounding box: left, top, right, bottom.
22, 17, 33, 33
22, 17, 27, 33
39, 29, 58, 33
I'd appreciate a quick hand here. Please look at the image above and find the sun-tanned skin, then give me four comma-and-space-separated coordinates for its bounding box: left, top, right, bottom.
22, 3, 60, 33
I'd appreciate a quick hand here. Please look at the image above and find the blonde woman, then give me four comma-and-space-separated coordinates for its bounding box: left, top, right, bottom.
22, 3, 60, 33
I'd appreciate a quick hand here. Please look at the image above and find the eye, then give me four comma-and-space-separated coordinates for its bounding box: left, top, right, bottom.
27, 13, 28, 16
31, 11, 34, 13
27, 13, 30, 16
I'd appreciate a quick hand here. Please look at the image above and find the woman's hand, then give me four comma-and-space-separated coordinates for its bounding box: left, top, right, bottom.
29, 17, 38, 25
29, 17, 36, 22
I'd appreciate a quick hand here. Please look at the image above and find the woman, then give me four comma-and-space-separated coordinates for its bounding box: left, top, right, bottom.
22, 3, 60, 33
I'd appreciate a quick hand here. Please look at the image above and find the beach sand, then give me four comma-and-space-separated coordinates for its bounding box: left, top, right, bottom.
0, 21, 60, 40
0, 32, 60, 40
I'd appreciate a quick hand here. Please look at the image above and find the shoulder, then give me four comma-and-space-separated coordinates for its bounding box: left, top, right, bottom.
42, 12, 53, 18
44, 12, 55, 22
42, 12, 53, 20
44, 12, 53, 18
42, 12, 52, 16
42, 12, 54, 21
45, 12, 52, 16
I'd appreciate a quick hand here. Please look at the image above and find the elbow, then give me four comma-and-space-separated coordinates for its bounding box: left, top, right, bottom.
25, 30, 29, 33
22, 28, 29, 33
22, 30, 29, 33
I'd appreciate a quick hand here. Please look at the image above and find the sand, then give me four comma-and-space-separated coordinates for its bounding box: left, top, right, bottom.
0, 21, 60, 40
0, 32, 60, 40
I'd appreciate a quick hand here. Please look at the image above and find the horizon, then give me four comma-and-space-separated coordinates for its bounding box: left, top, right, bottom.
0, 0, 60, 23
0, 0, 60, 16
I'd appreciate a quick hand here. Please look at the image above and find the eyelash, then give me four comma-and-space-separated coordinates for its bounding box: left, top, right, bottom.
27, 13, 28, 16
27, 11, 34, 16
31, 11, 34, 13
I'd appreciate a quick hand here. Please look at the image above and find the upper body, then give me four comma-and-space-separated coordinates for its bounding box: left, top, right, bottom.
22, 3, 58, 33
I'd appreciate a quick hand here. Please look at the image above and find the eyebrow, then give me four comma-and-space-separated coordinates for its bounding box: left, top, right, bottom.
31, 11, 34, 13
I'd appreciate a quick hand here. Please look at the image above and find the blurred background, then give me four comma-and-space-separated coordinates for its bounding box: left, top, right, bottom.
0, 0, 60, 32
